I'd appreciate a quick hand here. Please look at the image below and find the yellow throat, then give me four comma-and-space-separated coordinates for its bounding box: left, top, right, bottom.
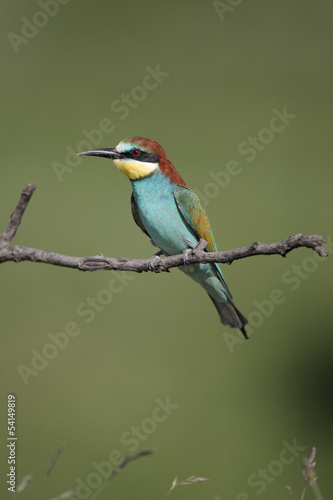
113, 158, 159, 180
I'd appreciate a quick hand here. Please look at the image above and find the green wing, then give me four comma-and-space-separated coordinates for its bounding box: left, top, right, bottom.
174, 185, 232, 297
173, 186, 217, 251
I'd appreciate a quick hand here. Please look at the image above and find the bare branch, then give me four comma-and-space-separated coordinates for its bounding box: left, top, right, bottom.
44, 442, 66, 480
112, 449, 155, 477
89, 449, 155, 499
0, 183, 36, 248
0, 184, 328, 272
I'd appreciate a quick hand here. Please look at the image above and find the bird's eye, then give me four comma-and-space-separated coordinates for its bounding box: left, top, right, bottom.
131, 149, 141, 157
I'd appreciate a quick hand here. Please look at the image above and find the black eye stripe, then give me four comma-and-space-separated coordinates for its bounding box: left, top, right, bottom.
124, 150, 158, 163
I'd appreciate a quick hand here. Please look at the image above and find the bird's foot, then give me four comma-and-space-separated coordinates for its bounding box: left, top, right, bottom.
148, 250, 163, 272
182, 248, 192, 267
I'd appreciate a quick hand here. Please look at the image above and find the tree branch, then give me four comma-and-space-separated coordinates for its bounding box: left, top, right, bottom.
0, 184, 328, 272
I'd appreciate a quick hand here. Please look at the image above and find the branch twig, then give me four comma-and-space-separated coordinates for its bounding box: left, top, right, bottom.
0, 183, 36, 248
90, 450, 155, 499
0, 184, 328, 272
44, 442, 66, 480
112, 449, 155, 476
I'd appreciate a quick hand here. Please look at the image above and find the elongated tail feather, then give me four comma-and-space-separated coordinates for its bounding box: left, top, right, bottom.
209, 295, 248, 339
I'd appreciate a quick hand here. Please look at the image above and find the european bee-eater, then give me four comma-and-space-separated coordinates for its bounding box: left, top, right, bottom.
78, 137, 248, 338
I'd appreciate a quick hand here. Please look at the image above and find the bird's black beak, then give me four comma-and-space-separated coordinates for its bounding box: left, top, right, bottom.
77, 148, 123, 160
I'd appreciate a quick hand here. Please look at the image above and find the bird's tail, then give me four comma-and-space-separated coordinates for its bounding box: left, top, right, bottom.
209, 295, 248, 339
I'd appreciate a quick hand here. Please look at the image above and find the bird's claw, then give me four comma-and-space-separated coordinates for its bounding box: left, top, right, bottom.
182, 248, 192, 266
148, 251, 163, 272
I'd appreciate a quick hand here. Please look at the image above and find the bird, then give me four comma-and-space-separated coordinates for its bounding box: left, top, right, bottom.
78, 137, 248, 338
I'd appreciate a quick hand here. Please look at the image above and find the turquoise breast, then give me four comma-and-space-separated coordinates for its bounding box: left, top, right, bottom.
131, 172, 197, 255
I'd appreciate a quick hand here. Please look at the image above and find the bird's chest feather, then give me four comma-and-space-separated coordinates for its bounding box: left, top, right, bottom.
131, 173, 197, 255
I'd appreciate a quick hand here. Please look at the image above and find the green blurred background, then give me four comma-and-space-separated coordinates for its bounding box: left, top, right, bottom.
1, 1, 332, 499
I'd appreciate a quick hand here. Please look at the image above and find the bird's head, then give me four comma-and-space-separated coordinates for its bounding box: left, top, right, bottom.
78, 137, 187, 186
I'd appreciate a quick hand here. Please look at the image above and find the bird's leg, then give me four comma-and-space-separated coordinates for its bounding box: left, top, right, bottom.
182, 239, 198, 266
182, 248, 192, 266
148, 250, 164, 272
182, 239, 207, 267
